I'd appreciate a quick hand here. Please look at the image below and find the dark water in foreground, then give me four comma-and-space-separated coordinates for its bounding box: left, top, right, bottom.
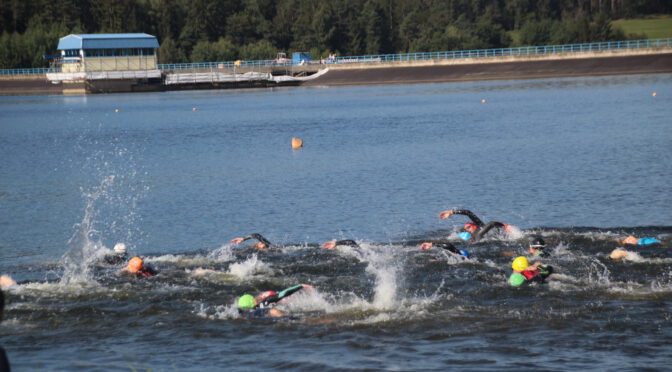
1, 74, 671, 371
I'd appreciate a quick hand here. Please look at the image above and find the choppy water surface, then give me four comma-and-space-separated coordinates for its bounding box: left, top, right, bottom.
1, 74, 671, 371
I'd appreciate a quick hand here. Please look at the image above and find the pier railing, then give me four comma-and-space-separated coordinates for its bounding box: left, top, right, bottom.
2, 38, 671, 76
333, 38, 672, 64
0, 67, 59, 76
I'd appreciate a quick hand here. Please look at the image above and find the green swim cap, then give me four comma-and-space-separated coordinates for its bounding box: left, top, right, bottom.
509, 273, 526, 287
237, 294, 255, 309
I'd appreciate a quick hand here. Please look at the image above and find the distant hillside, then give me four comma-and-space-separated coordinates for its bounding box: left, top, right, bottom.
1, 1, 671, 69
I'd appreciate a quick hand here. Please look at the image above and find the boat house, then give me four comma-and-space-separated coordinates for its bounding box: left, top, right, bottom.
47, 33, 162, 93
57, 33, 159, 73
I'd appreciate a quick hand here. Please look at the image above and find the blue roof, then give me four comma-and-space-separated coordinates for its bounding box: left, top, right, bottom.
57, 33, 159, 50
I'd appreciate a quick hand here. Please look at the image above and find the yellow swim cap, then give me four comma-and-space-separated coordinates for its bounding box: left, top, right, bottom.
512, 256, 529, 271
126, 257, 144, 273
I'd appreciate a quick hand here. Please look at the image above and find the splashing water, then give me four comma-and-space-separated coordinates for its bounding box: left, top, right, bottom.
208, 244, 235, 261
60, 175, 116, 284
352, 243, 404, 310
58, 137, 146, 285
587, 258, 612, 286
227, 254, 274, 279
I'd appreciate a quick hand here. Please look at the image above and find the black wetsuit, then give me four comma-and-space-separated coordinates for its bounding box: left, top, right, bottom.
103, 253, 128, 265
238, 284, 306, 318
434, 241, 461, 255
333, 240, 360, 248
451, 209, 507, 241
137, 265, 158, 278
509, 265, 554, 287
258, 285, 305, 308
122, 265, 157, 279
524, 265, 554, 284
0, 346, 9, 372
241, 233, 272, 247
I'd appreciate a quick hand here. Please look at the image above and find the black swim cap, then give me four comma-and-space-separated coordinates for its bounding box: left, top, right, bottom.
530, 237, 546, 248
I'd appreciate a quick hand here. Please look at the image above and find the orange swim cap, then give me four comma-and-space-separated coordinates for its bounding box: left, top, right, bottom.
126, 257, 144, 273
622, 236, 638, 245
610, 248, 629, 260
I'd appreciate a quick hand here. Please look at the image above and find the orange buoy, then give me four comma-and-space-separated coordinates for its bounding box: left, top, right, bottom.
114, 108, 120, 112
652, 92, 657, 97
292, 137, 303, 149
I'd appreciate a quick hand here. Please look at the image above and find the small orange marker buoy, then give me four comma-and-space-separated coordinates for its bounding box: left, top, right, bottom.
114, 108, 120, 112
652, 92, 657, 97
292, 137, 303, 149
481, 99, 487, 104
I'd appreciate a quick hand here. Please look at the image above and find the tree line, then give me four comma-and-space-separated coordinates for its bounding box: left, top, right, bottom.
0, 0, 669, 69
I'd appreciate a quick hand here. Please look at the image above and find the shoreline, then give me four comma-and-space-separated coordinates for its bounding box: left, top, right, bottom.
302, 53, 672, 87
2, 52, 671, 96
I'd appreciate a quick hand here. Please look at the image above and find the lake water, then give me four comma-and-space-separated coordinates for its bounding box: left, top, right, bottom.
1, 74, 671, 371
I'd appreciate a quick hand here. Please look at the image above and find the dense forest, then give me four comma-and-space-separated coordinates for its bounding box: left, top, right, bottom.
0, 0, 669, 68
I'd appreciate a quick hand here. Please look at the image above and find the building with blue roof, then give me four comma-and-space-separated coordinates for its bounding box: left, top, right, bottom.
56, 33, 159, 73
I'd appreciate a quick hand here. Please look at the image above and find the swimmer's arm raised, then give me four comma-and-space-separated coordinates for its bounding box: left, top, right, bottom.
440, 209, 484, 226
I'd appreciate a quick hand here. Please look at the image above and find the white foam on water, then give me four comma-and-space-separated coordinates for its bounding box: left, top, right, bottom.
552, 242, 572, 256
227, 254, 274, 280
207, 244, 235, 261
347, 243, 402, 310
195, 302, 240, 320
277, 243, 310, 254
11, 280, 103, 298
147, 254, 214, 267
435, 249, 471, 265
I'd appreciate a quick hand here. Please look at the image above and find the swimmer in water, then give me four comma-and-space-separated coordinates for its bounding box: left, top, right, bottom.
0, 275, 16, 290
1, 289, 11, 372
438, 209, 512, 242
419, 241, 470, 258
103, 243, 128, 265
230, 233, 272, 250
529, 237, 549, 257
509, 256, 553, 287
120, 257, 157, 279
609, 248, 635, 261
609, 235, 661, 261
322, 239, 360, 250
619, 235, 661, 246
237, 284, 313, 318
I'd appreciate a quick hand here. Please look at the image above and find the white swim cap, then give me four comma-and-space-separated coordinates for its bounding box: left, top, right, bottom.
113, 243, 127, 254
